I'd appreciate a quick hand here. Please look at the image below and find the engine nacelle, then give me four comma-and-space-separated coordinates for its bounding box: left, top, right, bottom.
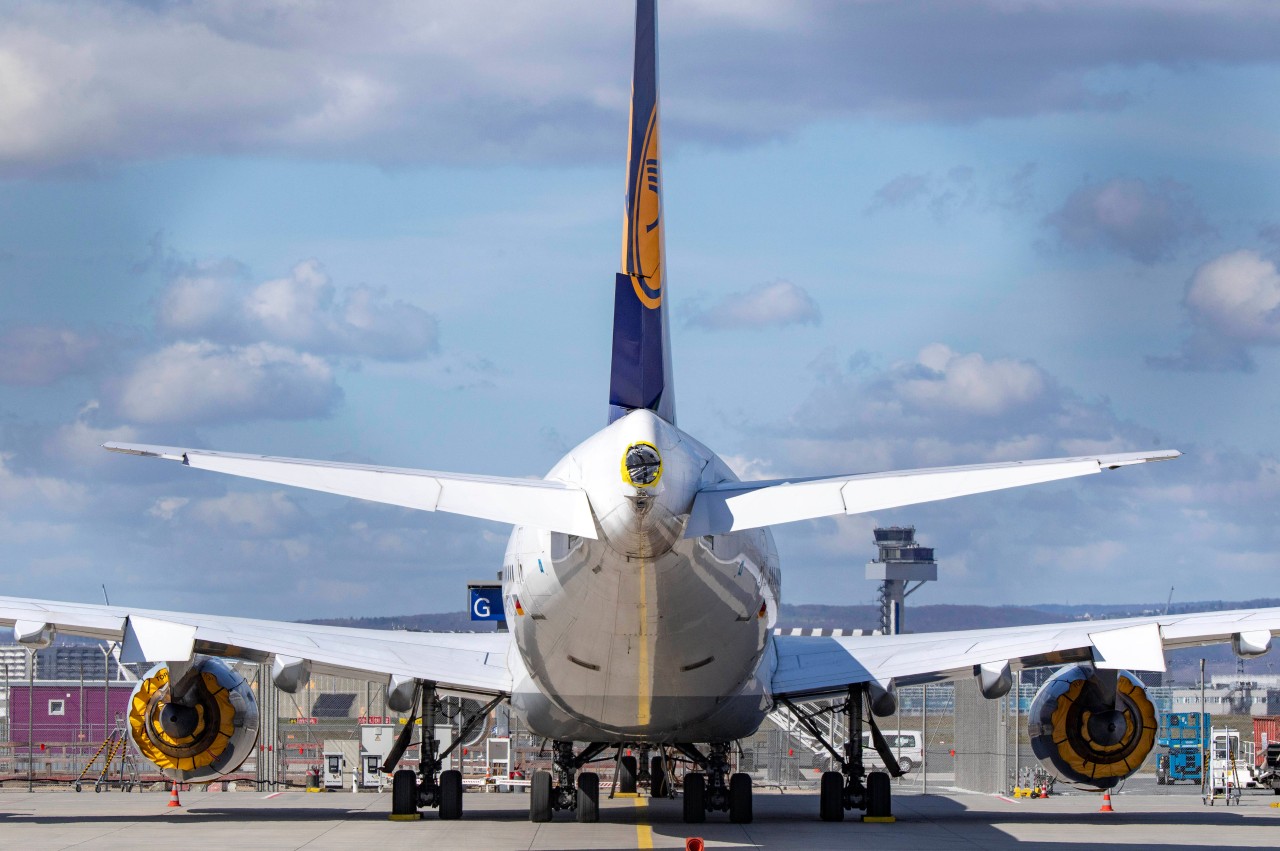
128, 657, 260, 783
1027, 664, 1156, 789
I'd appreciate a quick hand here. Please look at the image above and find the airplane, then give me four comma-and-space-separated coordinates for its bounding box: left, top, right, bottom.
3, 0, 1278, 826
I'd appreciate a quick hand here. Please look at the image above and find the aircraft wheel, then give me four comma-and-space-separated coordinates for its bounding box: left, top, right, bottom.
650, 756, 668, 797
820, 771, 844, 821
530, 771, 553, 822
683, 772, 706, 823
576, 772, 600, 823
619, 755, 638, 794
439, 770, 463, 820
391, 769, 417, 816
728, 772, 752, 823
866, 771, 892, 818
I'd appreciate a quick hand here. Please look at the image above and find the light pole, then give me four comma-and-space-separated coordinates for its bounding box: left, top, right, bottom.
27, 647, 34, 792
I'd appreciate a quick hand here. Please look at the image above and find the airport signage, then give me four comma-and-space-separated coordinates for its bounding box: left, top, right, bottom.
468, 584, 505, 622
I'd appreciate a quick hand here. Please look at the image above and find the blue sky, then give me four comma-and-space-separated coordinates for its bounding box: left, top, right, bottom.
2, 1, 1279, 619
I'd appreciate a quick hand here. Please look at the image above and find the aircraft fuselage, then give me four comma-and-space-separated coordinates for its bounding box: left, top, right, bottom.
503, 409, 781, 742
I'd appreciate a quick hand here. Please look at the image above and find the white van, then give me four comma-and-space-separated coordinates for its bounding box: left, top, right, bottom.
861, 730, 924, 773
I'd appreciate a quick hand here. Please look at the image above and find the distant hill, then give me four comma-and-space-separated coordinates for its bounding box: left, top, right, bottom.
305, 598, 1280, 635
303, 611, 481, 632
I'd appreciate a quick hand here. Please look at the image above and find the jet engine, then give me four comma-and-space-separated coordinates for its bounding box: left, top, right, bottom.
128, 657, 260, 782
1027, 664, 1156, 789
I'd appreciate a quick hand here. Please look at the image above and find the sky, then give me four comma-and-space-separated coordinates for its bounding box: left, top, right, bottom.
2, 0, 1279, 620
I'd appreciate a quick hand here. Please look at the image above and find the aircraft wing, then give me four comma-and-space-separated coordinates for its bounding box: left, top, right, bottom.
686, 450, 1180, 537
104, 442, 597, 539
770, 607, 1280, 700
0, 595, 511, 699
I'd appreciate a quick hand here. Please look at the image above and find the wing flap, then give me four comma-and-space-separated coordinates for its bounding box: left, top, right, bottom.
105, 442, 597, 539
771, 606, 1280, 700
688, 450, 1179, 537
0, 596, 511, 697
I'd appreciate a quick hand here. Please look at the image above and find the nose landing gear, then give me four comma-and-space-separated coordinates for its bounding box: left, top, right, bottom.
529, 740, 610, 823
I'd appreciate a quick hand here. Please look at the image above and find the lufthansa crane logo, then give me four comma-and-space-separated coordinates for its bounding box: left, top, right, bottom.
622, 442, 662, 488
626, 106, 663, 310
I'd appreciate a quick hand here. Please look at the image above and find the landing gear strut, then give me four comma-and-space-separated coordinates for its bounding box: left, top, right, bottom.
387, 681, 503, 821
674, 742, 752, 823
529, 740, 609, 823
781, 684, 895, 822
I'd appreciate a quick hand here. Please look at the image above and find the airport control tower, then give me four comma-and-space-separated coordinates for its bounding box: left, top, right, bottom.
867, 527, 937, 635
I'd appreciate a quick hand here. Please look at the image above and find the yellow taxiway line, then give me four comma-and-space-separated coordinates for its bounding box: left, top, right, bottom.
635, 796, 653, 848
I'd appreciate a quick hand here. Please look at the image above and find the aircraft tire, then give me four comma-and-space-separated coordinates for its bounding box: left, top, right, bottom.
392, 769, 417, 816
728, 772, 752, 823
439, 770, 463, 820
619, 755, 638, 794
820, 771, 844, 821
650, 756, 668, 797
530, 771, 553, 822
683, 772, 706, 823
866, 771, 892, 818
576, 772, 600, 822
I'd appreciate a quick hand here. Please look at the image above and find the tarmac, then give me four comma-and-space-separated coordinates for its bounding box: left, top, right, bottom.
1, 782, 1277, 849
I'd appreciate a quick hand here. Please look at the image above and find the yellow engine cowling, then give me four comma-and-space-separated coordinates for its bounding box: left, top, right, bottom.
128, 657, 260, 783
1027, 664, 1157, 789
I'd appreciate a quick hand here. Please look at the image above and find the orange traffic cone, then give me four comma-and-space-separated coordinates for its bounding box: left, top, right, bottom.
1099, 790, 1113, 812
167, 781, 182, 808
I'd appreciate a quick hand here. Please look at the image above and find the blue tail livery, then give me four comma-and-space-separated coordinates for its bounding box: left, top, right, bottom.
609, 0, 675, 424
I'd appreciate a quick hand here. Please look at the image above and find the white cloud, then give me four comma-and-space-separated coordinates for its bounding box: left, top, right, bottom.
1149, 250, 1280, 372
0, 325, 103, 385
688, 281, 821, 330
1184, 250, 1280, 343
4, 2, 1280, 174
43, 412, 139, 468
157, 260, 440, 361
901, 345, 1046, 417
1044, 177, 1209, 264
0, 451, 87, 511
108, 340, 340, 425
185, 491, 304, 539
147, 496, 189, 521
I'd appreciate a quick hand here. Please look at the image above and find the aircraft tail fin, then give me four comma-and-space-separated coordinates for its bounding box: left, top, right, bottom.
609, 0, 674, 424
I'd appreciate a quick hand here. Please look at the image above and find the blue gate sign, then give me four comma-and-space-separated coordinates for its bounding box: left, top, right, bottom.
469, 587, 505, 622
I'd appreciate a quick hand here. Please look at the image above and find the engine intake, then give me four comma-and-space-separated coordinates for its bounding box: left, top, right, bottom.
128, 657, 259, 783
1027, 664, 1156, 789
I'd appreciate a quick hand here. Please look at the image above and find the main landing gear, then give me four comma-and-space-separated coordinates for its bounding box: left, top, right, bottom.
388, 681, 503, 821
529, 741, 611, 823
781, 685, 897, 822
674, 742, 753, 823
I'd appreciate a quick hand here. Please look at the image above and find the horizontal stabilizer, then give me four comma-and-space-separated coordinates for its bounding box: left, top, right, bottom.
686, 450, 1179, 537
104, 442, 597, 539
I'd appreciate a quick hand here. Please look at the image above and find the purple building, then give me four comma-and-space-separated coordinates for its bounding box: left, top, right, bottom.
7, 682, 135, 745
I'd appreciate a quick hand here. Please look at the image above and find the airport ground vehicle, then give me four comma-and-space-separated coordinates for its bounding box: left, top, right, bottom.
1155, 712, 1207, 785
862, 731, 923, 773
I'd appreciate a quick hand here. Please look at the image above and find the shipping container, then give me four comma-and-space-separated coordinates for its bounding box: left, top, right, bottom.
1253, 716, 1280, 768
